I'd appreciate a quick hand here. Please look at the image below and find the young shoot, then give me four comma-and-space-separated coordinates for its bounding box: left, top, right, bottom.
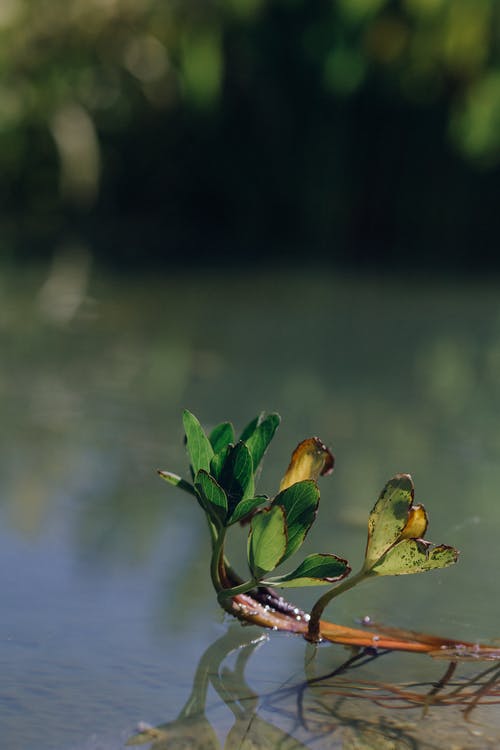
159, 411, 459, 643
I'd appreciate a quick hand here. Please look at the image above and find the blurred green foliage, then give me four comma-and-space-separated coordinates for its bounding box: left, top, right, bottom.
3, 0, 500, 265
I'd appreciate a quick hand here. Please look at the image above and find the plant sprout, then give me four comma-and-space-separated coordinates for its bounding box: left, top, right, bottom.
160, 410, 459, 645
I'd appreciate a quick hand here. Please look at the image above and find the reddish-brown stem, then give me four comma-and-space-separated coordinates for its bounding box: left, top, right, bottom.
223, 590, 491, 656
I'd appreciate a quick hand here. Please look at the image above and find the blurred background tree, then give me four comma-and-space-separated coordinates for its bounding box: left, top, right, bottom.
2, 0, 500, 269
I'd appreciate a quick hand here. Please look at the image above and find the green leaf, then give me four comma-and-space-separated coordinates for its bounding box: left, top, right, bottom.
210, 444, 230, 482
194, 469, 228, 524
183, 410, 214, 474
248, 505, 288, 579
157, 470, 196, 496
371, 540, 459, 576
271, 479, 319, 561
364, 474, 414, 569
262, 553, 351, 588
218, 441, 255, 514
209, 421, 235, 454
244, 413, 280, 470
239, 414, 261, 442
227, 495, 268, 525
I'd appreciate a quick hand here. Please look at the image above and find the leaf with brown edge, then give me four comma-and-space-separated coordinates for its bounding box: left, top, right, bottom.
363, 473, 415, 570
371, 540, 459, 576
271, 479, 320, 561
261, 553, 351, 588
279, 437, 334, 491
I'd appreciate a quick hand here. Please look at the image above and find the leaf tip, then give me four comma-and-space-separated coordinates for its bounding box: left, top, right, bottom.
316, 438, 335, 475
435, 543, 460, 562
393, 472, 413, 484
390, 473, 414, 498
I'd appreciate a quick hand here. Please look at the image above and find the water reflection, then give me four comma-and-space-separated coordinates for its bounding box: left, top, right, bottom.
127, 625, 500, 750
127, 628, 310, 750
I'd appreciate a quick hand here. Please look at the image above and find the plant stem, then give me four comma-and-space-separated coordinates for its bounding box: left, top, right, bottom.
206, 517, 218, 547
210, 528, 227, 593
307, 569, 371, 642
217, 578, 258, 603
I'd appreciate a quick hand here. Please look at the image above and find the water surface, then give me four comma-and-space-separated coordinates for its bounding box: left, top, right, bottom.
2, 265, 500, 748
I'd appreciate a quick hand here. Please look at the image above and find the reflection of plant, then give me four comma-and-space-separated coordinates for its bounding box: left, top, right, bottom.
126, 628, 308, 750
161, 410, 461, 647
290, 657, 500, 740
126, 625, 500, 750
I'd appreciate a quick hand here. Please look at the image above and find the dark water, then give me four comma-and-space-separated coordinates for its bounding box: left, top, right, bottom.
2, 259, 500, 749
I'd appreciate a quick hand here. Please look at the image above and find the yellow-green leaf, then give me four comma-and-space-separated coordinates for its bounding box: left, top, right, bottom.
371, 540, 459, 576
364, 474, 414, 569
